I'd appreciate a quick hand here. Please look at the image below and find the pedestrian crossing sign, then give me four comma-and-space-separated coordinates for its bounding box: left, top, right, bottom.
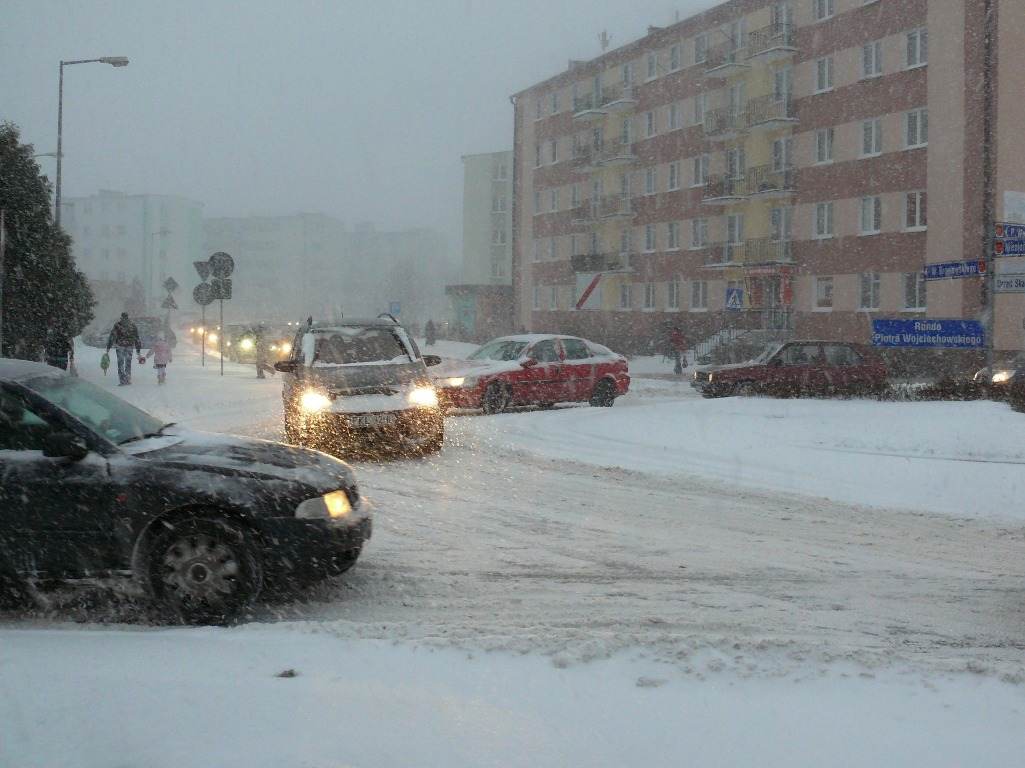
725, 287, 743, 311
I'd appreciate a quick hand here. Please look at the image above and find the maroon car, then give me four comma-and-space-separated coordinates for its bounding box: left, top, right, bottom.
692, 341, 888, 398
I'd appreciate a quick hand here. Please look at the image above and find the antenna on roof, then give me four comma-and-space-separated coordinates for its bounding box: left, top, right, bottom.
599, 30, 611, 52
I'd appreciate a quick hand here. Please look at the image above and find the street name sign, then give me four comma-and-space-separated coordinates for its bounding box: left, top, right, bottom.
871, 319, 985, 349
995, 274, 1025, 293
995, 222, 1025, 240
923, 260, 985, 280
994, 239, 1025, 257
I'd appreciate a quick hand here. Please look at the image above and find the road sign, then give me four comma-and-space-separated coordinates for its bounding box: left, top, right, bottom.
995, 274, 1025, 293
995, 222, 1025, 240
163, 276, 180, 293
209, 251, 235, 279
725, 287, 743, 311
193, 282, 214, 306
994, 239, 1025, 257
161, 295, 178, 310
871, 319, 985, 349
924, 260, 985, 280
388, 301, 401, 316
210, 277, 232, 300
194, 260, 211, 280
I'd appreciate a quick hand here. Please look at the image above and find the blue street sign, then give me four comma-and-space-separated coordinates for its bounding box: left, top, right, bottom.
388, 301, 401, 315
725, 287, 743, 311
923, 260, 985, 280
995, 238, 1025, 257
995, 222, 1025, 240
871, 319, 985, 349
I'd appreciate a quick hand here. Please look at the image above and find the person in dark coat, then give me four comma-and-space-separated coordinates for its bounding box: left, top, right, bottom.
424, 319, 436, 347
669, 326, 687, 375
43, 326, 74, 371
106, 312, 142, 385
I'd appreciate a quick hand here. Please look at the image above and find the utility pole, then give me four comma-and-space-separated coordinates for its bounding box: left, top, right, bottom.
0, 208, 5, 354
982, 0, 997, 371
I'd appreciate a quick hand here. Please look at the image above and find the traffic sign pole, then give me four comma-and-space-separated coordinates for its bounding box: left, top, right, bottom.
219, 298, 224, 377
201, 305, 206, 367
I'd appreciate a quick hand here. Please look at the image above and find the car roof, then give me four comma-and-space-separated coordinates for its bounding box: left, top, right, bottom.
0, 358, 67, 382
487, 334, 580, 344
304, 318, 404, 332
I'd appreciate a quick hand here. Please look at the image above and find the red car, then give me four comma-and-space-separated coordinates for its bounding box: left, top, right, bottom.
692, 340, 888, 398
435, 334, 631, 413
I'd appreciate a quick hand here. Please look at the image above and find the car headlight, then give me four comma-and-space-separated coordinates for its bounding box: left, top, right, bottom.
443, 376, 465, 387
296, 490, 352, 520
408, 385, 439, 408
300, 390, 333, 413
992, 370, 1014, 384
208, 333, 218, 343
240, 338, 254, 351
281, 342, 291, 354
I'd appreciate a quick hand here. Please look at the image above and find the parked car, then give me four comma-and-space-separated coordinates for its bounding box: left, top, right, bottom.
692, 341, 888, 398
1007, 364, 1025, 412
434, 334, 631, 413
973, 354, 1025, 399
275, 317, 444, 456
0, 358, 371, 624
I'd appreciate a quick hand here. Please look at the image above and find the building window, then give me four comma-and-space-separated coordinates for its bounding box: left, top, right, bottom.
550, 285, 558, 310
533, 285, 541, 309
668, 161, 681, 191
862, 41, 882, 79
860, 272, 881, 310
492, 195, 507, 212
645, 167, 656, 195
815, 276, 834, 309
815, 57, 834, 92
670, 44, 682, 71
551, 91, 560, 114
814, 202, 834, 238
646, 52, 658, 80
667, 221, 680, 250
813, 0, 834, 21
690, 280, 708, 310
535, 143, 542, 167
535, 99, 543, 120
619, 282, 632, 310
550, 188, 559, 212
492, 228, 507, 245
860, 196, 882, 234
692, 93, 706, 125
694, 33, 707, 64
907, 28, 928, 68
643, 282, 657, 309
771, 206, 793, 242
622, 62, 633, 86
667, 103, 681, 131
904, 272, 927, 310
619, 229, 632, 255
549, 139, 558, 164
571, 183, 581, 207
533, 241, 541, 262
691, 218, 709, 248
644, 223, 656, 252
905, 108, 929, 148
533, 190, 541, 214
905, 191, 928, 230
645, 110, 656, 138
548, 237, 557, 259
692, 154, 709, 186
815, 127, 834, 163
495, 163, 507, 181
861, 118, 883, 157
667, 279, 681, 310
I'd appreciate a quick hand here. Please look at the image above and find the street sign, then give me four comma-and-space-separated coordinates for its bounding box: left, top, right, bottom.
995, 274, 1025, 293
194, 260, 211, 280
995, 222, 1025, 240
994, 239, 1025, 257
725, 287, 743, 311
193, 282, 214, 306
871, 319, 985, 349
209, 251, 235, 279
388, 301, 401, 316
923, 260, 985, 280
210, 277, 232, 300
163, 276, 180, 293
161, 295, 178, 310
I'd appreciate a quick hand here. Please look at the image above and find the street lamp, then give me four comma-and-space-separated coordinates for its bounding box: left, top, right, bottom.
55, 56, 129, 228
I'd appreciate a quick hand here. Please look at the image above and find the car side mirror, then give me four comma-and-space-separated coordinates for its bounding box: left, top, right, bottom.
274, 360, 297, 374
43, 432, 89, 461
520, 358, 539, 368
423, 354, 442, 367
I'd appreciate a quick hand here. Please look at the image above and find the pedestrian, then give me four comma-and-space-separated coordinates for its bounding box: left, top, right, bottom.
669, 325, 687, 375
254, 324, 275, 379
100, 351, 110, 376
43, 326, 74, 371
424, 319, 436, 347
145, 332, 173, 385
106, 312, 142, 386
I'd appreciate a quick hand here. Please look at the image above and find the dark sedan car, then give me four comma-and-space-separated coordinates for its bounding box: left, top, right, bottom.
692, 341, 888, 398
0, 359, 371, 624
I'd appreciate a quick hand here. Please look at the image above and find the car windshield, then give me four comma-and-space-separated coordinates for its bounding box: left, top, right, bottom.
751, 343, 784, 365
468, 339, 529, 361
21, 374, 167, 445
307, 327, 413, 366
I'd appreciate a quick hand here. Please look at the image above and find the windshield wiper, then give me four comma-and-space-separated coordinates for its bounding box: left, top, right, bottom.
119, 422, 176, 445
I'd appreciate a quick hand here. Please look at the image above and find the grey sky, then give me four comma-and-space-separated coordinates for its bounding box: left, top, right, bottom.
2, 0, 714, 246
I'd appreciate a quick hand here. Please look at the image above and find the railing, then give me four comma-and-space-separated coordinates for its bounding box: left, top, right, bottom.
572, 142, 596, 164
571, 252, 632, 273
743, 237, 794, 264
570, 202, 597, 223
703, 106, 748, 136
746, 164, 796, 195
705, 241, 745, 266
747, 22, 796, 58
703, 174, 748, 201
572, 85, 633, 115
746, 94, 796, 127
595, 137, 635, 164
597, 194, 635, 218
705, 40, 749, 72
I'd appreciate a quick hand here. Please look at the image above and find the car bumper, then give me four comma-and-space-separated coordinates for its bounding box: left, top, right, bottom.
300, 407, 444, 451
256, 515, 372, 580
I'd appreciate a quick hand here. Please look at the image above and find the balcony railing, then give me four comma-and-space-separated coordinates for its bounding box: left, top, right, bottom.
747, 22, 797, 60
570, 203, 596, 224
704, 40, 750, 75
571, 251, 633, 273
572, 85, 635, 119
705, 241, 745, 266
746, 164, 796, 196
597, 194, 635, 218
702, 174, 748, 202
703, 106, 748, 138
743, 238, 794, 265
746, 94, 797, 128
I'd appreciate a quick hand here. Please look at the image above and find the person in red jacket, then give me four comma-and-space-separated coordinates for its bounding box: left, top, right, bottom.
669, 326, 687, 375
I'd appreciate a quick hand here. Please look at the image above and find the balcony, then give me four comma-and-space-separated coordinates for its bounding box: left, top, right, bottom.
747, 22, 797, 62
571, 203, 596, 225
597, 194, 636, 219
571, 251, 633, 273
572, 85, 636, 123
746, 94, 798, 131
743, 238, 794, 265
704, 241, 745, 267
704, 41, 750, 78
702, 174, 748, 204
746, 164, 796, 197
703, 106, 748, 140
602, 84, 638, 113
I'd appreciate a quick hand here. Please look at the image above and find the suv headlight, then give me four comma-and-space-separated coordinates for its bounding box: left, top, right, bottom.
300, 390, 332, 413
992, 370, 1014, 384
408, 385, 439, 408
296, 490, 353, 520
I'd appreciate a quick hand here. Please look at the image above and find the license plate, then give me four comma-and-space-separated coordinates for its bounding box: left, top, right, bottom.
349, 413, 396, 428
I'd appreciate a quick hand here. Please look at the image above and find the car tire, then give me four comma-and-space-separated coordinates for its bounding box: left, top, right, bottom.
733, 381, 756, 397
481, 383, 510, 415
147, 516, 263, 625
589, 378, 616, 407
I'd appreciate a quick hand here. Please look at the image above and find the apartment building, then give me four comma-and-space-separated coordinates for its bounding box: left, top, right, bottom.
512, 0, 1025, 362
446, 151, 514, 341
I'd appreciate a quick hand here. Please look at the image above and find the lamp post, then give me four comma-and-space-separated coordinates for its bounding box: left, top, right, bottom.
55, 56, 129, 228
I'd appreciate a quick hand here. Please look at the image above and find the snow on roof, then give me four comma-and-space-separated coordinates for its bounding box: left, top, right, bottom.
0, 358, 65, 381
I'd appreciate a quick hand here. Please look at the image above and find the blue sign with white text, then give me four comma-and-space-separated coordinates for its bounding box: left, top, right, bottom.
725, 287, 743, 311
923, 260, 984, 280
871, 319, 985, 349
995, 222, 1025, 240
995, 239, 1025, 257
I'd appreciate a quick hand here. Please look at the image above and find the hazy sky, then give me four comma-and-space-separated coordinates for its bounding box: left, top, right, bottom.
2, 0, 714, 247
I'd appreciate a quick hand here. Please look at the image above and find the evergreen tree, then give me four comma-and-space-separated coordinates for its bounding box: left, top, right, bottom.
0, 121, 95, 359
